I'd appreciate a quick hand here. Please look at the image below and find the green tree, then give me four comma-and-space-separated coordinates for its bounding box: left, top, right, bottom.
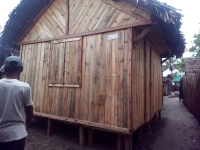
189, 32, 200, 57
162, 57, 185, 77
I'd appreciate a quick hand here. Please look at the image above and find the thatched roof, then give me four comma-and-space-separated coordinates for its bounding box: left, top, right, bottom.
128, 0, 185, 57
0, 0, 185, 58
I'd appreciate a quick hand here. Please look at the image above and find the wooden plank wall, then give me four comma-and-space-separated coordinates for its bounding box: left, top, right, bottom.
131, 30, 163, 128
131, 30, 145, 129
144, 41, 151, 122
69, 0, 150, 35
20, 43, 50, 113
150, 47, 163, 118
20, 29, 131, 129
22, 0, 67, 42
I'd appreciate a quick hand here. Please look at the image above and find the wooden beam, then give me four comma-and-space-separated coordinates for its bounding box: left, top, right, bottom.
79, 125, 85, 146
133, 26, 152, 48
137, 125, 144, 142
47, 118, 53, 136
18, 20, 152, 45
162, 57, 170, 64
101, 0, 149, 20
48, 84, 80, 88
88, 128, 94, 146
17, 0, 55, 43
51, 37, 81, 43
158, 110, 161, 120
127, 28, 133, 131
34, 112, 131, 134
117, 134, 123, 150
124, 135, 132, 150
156, 25, 172, 55
65, 0, 69, 35
145, 121, 151, 133
153, 113, 158, 124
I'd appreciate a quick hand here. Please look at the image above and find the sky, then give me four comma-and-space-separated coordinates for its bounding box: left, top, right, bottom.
0, 0, 200, 75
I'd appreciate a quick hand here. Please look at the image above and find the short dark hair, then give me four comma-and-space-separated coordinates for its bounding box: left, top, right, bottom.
4, 67, 22, 74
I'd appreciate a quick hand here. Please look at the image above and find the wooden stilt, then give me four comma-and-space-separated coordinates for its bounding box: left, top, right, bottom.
145, 121, 151, 133
47, 118, 53, 136
117, 134, 123, 150
137, 125, 144, 142
79, 125, 85, 146
124, 134, 132, 150
88, 128, 94, 146
158, 110, 161, 120
153, 113, 158, 124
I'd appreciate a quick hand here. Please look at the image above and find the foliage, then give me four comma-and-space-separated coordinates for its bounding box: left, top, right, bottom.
189, 32, 200, 57
162, 57, 185, 77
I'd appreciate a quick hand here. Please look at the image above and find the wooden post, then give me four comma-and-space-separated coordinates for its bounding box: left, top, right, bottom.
117, 134, 123, 150
47, 118, 53, 136
124, 134, 132, 150
137, 125, 144, 142
88, 128, 94, 146
153, 113, 158, 124
79, 125, 85, 146
158, 110, 161, 120
145, 121, 151, 133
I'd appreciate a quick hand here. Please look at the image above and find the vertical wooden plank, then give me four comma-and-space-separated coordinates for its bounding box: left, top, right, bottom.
80, 37, 86, 120
98, 33, 106, 124
79, 125, 85, 146
84, 36, 91, 120
78, 38, 83, 86
127, 28, 133, 130
73, 41, 78, 84
123, 29, 128, 128
33, 44, 41, 112
57, 88, 64, 116
69, 89, 76, 118
132, 29, 137, 128
111, 32, 118, 127
144, 41, 151, 122
37, 43, 45, 113
93, 34, 101, 123
69, 42, 75, 84
64, 42, 69, 84
117, 30, 124, 128
88, 35, 95, 122
43, 43, 51, 114
105, 33, 112, 126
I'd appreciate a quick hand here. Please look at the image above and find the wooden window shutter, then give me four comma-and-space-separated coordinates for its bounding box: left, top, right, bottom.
48, 37, 82, 88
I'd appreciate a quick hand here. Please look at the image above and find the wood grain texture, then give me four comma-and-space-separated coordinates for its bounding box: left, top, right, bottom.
22, 0, 66, 42
20, 24, 163, 134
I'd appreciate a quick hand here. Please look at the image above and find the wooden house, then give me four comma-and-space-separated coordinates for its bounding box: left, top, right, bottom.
0, 0, 185, 149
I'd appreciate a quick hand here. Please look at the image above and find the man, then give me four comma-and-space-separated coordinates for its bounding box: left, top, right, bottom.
0, 56, 33, 150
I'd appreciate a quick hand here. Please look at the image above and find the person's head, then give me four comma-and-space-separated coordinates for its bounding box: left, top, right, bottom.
4, 56, 23, 79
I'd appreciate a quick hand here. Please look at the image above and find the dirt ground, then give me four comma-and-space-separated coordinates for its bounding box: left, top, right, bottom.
25, 97, 200, 150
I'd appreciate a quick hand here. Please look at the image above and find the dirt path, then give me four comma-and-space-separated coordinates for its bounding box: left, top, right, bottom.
25, 97, 200, 150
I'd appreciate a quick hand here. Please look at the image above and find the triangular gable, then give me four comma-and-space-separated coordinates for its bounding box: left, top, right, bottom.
22, 0, 151, 42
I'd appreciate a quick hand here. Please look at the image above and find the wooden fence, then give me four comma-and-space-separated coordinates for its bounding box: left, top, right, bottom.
182, 58, 200, 125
